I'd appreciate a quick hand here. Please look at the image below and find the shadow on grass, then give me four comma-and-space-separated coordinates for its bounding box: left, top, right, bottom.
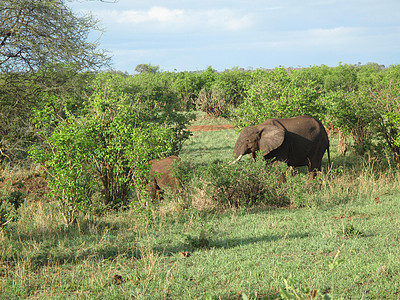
2, 218, 142, 270
153, 232, 309, 255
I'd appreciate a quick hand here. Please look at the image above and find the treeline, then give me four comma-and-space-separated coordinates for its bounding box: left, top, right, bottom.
1, 62, 400, 224
131, 63, 400, 161
3, 63, 400, 161
109, 63, 400, 162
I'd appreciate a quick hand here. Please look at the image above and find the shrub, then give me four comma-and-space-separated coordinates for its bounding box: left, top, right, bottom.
191, 156, 290, 210
195, 85, 228, 118
233, 68, 323, 128
368, 65, 400, 165
30, 73, 192, 225
171, 71, 205, 109
0, 64, 93, 162
0, 181, 25, 227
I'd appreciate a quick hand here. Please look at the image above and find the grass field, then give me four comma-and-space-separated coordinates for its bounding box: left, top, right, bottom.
1, 115, 400, 299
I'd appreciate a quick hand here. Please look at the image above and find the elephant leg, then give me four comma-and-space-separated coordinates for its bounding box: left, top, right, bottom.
148, 180, 158, 201
308, 161, 321, 180
156, 189, 164, 202
289, 166, 298, 176
308, 169, 318, 180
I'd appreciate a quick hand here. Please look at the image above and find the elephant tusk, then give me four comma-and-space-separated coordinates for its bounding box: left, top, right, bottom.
230, 154, 243, 164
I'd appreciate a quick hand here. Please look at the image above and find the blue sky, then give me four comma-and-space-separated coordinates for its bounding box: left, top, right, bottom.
69, 0, 400, 73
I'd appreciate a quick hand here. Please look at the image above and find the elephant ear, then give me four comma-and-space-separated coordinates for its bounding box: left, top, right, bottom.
259, 125, 285, 156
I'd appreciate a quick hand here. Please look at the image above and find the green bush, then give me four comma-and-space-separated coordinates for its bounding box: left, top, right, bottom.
368, 65, 400, 165
233, 68, 323, 128
30, 73, 193, 225
0, 64, 93, 161
195, 68, 250, 118
0, 182, 25, 227
192, 156, 290, 209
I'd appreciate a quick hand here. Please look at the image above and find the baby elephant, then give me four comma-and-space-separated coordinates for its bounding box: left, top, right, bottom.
148, 155, 181, 201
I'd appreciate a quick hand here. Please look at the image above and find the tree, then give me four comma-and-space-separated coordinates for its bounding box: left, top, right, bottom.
0, 0, 110, 162
0, 0, 109, 73
134, 63, 160, 74
233, 68, 322, 128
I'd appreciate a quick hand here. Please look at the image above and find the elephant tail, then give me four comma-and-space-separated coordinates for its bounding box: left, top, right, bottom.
327, 142, 331, 168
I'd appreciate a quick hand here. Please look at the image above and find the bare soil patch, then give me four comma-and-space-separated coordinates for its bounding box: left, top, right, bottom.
0, 174, 50, 198
187, 124, 234, 132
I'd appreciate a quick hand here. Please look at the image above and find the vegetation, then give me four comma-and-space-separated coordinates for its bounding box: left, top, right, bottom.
1, 6, 400, 295
0, 0, 109, 73
0, 0, 109, 163
2, 123, 400, 298
29, 73, 193, 225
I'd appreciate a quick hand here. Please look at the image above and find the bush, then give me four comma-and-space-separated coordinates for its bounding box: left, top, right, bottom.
30, 73, 193, 225
0, 64, 93, 162
0, 181, 25, 227
195, 85, 228, 118
233, 68, 323, 128
191, 156, 290, 210
368, 65, 400, 165
171, 71, 205, 109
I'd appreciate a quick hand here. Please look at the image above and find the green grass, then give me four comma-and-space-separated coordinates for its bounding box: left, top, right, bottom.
2, 117, 400, 299
181, 129, 238, 166
181, 111, 238, 165
2, 195, 400, 298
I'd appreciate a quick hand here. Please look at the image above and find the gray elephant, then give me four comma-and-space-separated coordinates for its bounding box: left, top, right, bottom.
148, 155, 181, 201
233, 115, 330, 179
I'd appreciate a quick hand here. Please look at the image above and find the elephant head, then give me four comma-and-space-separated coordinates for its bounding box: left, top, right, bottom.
233, 124, 285, 163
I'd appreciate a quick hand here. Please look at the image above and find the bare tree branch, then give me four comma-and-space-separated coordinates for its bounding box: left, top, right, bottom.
0, 0, 110, 73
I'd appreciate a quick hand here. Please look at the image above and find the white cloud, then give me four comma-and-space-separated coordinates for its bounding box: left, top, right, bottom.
68, 0, 400, 71
203, 9, 252, 31
114, 6, 253, 31
306, 27, 361, 41
117, 6, 184, 24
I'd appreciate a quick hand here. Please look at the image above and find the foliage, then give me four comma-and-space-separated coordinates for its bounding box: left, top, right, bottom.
233, 68, 323, 128
0, 0, 109, 73
196, 68, 250, 117
0, 0, 108, 161
367, 65, 400, 165
134, 63, 160, 74
3, 63, 400, 166
122, 72, 195, 152
196, 85, 227, 117
0, 189, 24, 227
0, 175, 26, 227
30, 73, 192, 225
192, 156, 290, 209
321, 64, 378, 155
170, 71, 205, 109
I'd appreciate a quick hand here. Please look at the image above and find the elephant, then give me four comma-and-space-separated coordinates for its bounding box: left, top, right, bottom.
233, 115, 330, 179
148, 155, 181, 201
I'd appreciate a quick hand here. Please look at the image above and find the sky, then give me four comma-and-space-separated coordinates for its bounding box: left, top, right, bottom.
68, 0, 400, 73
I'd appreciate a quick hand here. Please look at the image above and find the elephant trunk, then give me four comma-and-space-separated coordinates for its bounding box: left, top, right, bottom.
233, 140, 246, 158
